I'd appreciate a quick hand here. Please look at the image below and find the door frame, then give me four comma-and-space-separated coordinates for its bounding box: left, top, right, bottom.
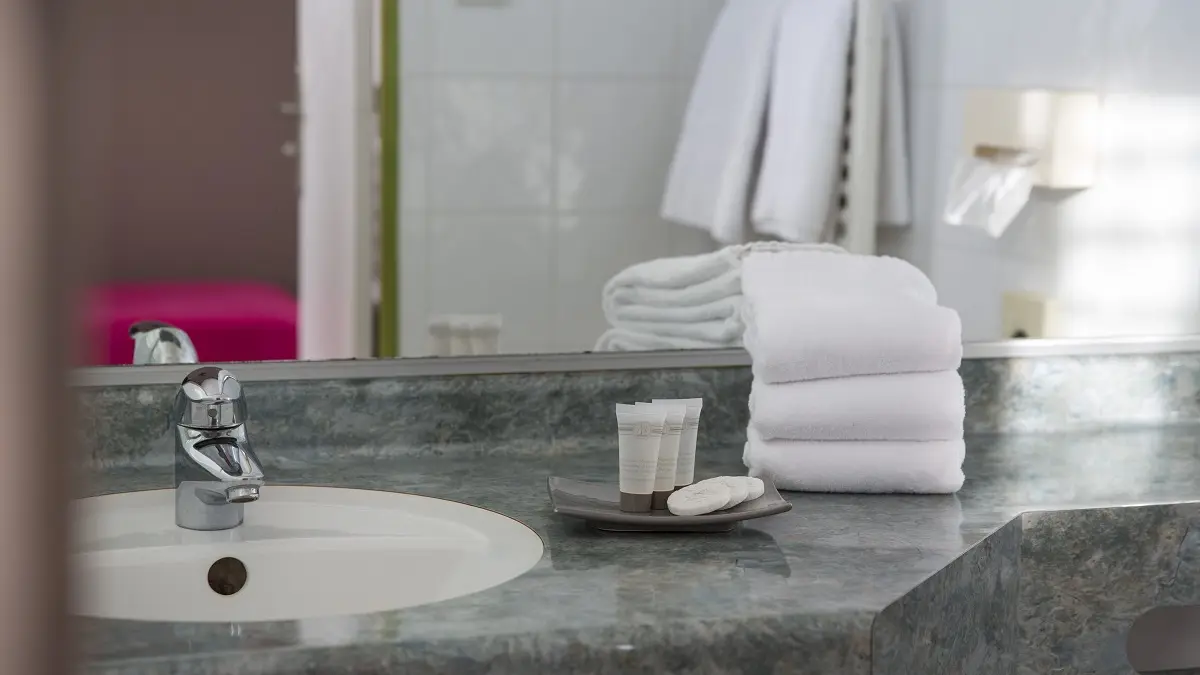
297, 0, 375, 360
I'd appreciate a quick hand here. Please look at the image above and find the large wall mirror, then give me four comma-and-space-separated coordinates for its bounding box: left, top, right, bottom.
58, 0, 1200, 372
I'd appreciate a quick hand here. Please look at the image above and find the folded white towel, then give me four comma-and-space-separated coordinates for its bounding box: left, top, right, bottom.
750, 371, 965, 441
743, 428, 965, 494
612, 316, 744, 345
744, 294, 963, 383
607, 294, 743, 326
752, 0, 856, 243
661, 0, 789, 244
603, 243, 844, 318
594, 328, 736, 352
606, 268, 742, 316
604, 248, 740, 297
741, 249, 937, 304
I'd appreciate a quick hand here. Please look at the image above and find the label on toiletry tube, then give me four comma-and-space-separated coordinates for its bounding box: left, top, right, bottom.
616, 404, 665, 499
618, 448, 659, 495
674, 425, 698, 487
653, 398, 703, 488
619, 421, 663, 437
639, 403, 686, 498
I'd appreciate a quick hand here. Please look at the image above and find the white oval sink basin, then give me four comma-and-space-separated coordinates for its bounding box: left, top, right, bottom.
72, 486, 543, 623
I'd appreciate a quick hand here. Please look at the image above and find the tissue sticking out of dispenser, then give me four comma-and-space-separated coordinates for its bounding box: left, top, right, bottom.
943, 144, 1038, 239
945, 89, 1100, 239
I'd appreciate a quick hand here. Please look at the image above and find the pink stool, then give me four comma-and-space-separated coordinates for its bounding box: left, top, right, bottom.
84, 282, 298, 366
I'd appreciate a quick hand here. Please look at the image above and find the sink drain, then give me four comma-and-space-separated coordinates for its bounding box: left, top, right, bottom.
207, 557, 248, 596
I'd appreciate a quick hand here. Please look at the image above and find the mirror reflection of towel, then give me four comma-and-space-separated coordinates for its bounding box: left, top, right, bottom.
663, 0, 912, 244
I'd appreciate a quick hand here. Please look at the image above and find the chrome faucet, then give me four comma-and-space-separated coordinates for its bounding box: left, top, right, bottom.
130, 321, 198, 365
172, 366, 265, 530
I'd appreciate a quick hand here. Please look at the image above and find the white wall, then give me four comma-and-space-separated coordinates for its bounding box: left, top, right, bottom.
889, 0, 1200, 341
396, 0, 723, 356
299, 0, 375, 360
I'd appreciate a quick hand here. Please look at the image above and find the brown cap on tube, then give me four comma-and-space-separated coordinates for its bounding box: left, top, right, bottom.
651, 490, 672, 511
620, 492, 652, 513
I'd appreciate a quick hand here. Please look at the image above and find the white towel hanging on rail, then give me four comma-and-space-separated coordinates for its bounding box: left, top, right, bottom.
752, 0, 856, 243
662, 0, 911, 243
660, 0, 788, 245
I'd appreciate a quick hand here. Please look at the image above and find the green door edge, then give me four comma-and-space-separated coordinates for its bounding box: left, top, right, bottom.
377, 0, 400, 357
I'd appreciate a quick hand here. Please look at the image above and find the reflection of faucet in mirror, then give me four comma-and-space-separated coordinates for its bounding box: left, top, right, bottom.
129, 321, 198, 365
172, 366, 265, 531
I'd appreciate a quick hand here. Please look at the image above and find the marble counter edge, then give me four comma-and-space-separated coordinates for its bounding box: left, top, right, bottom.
85, 611, 876, 675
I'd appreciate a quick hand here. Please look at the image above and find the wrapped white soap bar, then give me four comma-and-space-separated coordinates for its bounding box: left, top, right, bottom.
697, 476, 749, 510
745, 476, 765, 501
667, 481, 730, 516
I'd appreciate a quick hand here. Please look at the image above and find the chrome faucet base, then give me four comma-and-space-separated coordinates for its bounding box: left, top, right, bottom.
171, 367, 265, 532
175, 483, 246, 531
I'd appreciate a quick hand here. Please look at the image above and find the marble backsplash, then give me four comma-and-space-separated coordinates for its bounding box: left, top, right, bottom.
78, 350, 1200, 466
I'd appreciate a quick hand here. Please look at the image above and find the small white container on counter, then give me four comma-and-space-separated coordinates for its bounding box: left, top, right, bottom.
467, 315, 502, 355
428, 318, 453, 357
429, 314, 503, 356
615, 403, 666, 512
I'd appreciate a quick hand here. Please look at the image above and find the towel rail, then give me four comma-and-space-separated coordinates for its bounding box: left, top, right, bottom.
840, 0, 886, 255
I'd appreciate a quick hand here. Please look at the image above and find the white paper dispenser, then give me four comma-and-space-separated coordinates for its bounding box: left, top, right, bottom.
944, 89, 1100, 238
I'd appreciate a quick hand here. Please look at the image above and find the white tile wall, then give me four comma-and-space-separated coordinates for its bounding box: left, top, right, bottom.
400, 78, 428, 211
555, 81, 679, 211
1107, 0, 1200, 95
427, 213, 555, 353
893, 0, 944, 88
397, 0, 721, 354
912, 0, 1200, 340
430, 0, 554, 75
940, 0, 1018, 87
400, 211, 429, 356
401, 0, 431, 74
557, 0, 677, 76
552, 214, 673, 352
933, 244, 1003, 341
1009, 0, 1109, 89
427, 78, 554, 210
877, 84, 942, 272
674, 0, 727, 79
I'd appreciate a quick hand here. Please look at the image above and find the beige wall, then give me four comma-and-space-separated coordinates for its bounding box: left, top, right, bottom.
55, 0, 300, 292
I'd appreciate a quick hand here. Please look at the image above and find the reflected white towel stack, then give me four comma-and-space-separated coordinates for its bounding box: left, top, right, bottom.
741, 249, 966, 494
595, 243, 843, 352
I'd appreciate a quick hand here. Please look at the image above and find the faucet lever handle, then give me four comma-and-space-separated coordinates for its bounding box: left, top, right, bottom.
172, 366, 248, 429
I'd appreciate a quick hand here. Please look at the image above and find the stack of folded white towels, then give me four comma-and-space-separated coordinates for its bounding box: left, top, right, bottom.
596, 243, 842, 352
741, 249, 967, 494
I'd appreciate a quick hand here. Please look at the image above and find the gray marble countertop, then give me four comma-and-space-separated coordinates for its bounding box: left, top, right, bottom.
80, 428, 1200, 674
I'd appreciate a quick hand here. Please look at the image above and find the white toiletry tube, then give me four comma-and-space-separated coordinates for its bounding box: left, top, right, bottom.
616, 403, 666, 512
448, 316, 473, 356
428, 317, 452, 357
467, 314, 502, 355
654, 398, 703, 488
636, 402, 686, 510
